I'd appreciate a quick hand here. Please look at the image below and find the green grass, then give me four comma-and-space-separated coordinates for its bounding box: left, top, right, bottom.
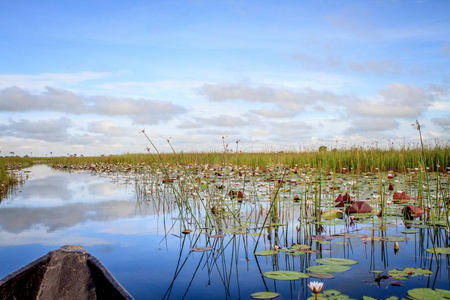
0, 156, 34, 198
43, 143, 449, 173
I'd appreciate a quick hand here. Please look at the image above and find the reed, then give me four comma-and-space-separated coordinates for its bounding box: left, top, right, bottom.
40, 142, 448, 174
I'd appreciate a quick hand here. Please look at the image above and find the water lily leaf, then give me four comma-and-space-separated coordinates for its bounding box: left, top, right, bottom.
263, 270, 309, 280
323, 289, 341, 296
393, 191, 410, 200
254, 250, 278, 256
190, 247, 214, 252
401, 230, 419, 234
435, 289, 450, 298
402, 205, 424, 219
332, 233, 366, 239
414, 224, 431, 229
410, 268, 433, 275
287, 251, 306, 256
307, 296, 327, 300
291, 244, 311, 250
307, 265, 351, 273
426, 247, 450, 255
322, 210, 343, 220
308, 235, 335, 241
381, 236, 410, 242
250, 291, 280, 299
407, 288, 445, 300
316, 220, 345, 225
319, 241, 332, 244
345, 201, 372, 214
309, 272, 335, 279
315, 258, 359, 265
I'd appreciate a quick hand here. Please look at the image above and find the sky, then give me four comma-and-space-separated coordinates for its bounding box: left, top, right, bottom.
0, 0, 449, 157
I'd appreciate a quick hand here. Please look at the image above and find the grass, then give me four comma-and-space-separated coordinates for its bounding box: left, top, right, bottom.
0, 156, 34, 199
38, 142, 449, 174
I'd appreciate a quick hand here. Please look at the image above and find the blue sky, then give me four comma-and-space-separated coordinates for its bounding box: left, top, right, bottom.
0, 0, 449, 156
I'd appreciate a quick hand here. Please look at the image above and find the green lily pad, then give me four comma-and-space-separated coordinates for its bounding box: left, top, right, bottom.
315, 258, 359, 265
250, 291, 280, 299
436, 289, 450, 298
316, 220, 345, 225
287, 251, 306, 256
426, 247, 450, 255
401, 230, 419, 234
407, 288, 448, 300
255, 250, 278, 256
263, 270, 309, 280
323, 289, 341, 296
321, 210, 343, 219
413, 224, 431, 229
291, 244, 311, 250
307, 265, 351, 273
307, 296, 327, 300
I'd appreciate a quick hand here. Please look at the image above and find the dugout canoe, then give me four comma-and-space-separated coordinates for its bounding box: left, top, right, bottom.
0, 245, 134, 300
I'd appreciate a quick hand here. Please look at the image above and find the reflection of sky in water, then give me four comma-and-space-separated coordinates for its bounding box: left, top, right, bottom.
0, 165, 448, 300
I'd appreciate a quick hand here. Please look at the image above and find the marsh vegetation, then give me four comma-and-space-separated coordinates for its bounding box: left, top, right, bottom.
0, 140, 449, 299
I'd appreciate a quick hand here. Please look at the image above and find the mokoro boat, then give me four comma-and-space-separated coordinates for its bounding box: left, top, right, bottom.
0, 245, 134, 300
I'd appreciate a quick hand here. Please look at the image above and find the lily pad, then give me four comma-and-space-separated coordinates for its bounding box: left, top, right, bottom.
309, 272, 335, 279
401, 230, 419, 234
322, 210, 343, 219
254, 250, 278, 256
381, 236, 410, 242
315, 258, 358, 265
426, 247, 450, 255
287, 251, 306, 256
250, 292, 280, 299
323, 289, 341, 296
291, 244, 311, 250
307, 265, 351, 273
263, 270, 309, 280
408, 288, 449, 300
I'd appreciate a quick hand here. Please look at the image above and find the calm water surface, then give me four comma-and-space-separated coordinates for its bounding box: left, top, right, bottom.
0, 164, 448, 299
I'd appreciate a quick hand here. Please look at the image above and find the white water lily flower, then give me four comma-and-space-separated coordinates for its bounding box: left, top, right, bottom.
308, 281, 324, 294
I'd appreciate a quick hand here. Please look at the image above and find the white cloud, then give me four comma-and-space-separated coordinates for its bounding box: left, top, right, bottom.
194, 115, 248, 127
350, 83, 445, 118
87, 121, 128, 136
249, 108, 296, 118
0, 117, 72, 142
0, 86, 188, 124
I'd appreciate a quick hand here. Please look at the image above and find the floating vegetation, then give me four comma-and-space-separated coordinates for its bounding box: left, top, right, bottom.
263, 270, 309, 280
250, 291, 280, 299
425, 247, 450, 255
315, 258, 359, 265
307, 265, 352, 273
407, 288, 450, 300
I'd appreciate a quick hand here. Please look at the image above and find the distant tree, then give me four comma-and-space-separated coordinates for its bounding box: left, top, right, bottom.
319, 146, 327, 152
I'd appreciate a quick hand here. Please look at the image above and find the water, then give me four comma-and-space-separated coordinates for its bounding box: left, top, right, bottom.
0, 164, 448, 299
